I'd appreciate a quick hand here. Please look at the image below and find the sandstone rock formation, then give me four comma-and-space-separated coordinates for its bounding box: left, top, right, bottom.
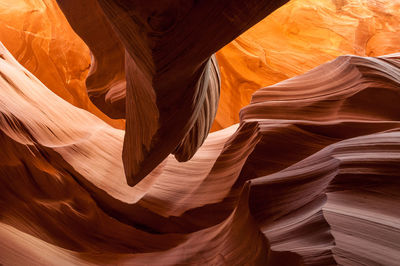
2, 0, 400, 132
56, 0, 289, 185
0, 0, 124, 128
1, 0, 400, 265
0, 42, 278, 265
214, 0, 400, 129
1, 40, 400, 264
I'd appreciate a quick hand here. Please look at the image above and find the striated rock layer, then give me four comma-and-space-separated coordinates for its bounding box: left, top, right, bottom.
214, 0, 400, 130
2, 0, 400, 133
0, 0, 124, 129
55, 0, 289, 185
1, 36, 400, 265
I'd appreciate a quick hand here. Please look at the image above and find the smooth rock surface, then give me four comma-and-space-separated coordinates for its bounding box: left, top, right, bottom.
214, 0, 400, 129
56, 0, 288, 185
0, 0, 125, 129
1, 0, 400, 265
1, 40, 400, 264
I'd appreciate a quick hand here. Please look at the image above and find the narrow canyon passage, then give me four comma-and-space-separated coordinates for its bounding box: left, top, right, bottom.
0, 0, 400, 265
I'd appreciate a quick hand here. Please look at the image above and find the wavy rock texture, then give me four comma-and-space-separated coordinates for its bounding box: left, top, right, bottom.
214, 0, 400, 130
55, 0, 289, 185
0, 42, 277, 265
242, 53, 400, 265
1, 31, 400, 265
0, 0, 124, 128
2, 0, 400, 134
55, 0, 126, 119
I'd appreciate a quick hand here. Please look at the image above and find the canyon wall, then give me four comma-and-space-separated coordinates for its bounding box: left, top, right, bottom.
214, 0, 400, 129
0, 0, 400, 265
2, 0, 400, 131
0, 0, 124, 128
1, 42, 400, 265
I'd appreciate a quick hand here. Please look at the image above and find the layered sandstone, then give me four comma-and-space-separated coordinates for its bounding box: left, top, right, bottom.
214, 0, 400, 129
1, 41, 400, 264
55, 0, 288, 185
0, 0, 124, 128
1, 0, 400, 265
2, 0, 400, 132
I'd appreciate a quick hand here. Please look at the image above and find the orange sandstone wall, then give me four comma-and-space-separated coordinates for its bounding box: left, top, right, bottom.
213, 0, 400, 130
0, 0, 124, 129
1, 0, 399, 131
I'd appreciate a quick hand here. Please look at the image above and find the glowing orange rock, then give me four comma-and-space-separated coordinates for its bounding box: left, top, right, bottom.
3, 0, 399, 132
0, 0, 124, 129
214, 0, 400, 130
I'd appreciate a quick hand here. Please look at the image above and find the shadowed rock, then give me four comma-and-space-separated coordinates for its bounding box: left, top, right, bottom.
57, 0, 288, 185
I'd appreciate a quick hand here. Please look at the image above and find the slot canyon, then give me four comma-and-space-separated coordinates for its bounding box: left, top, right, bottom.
0, 0, 400, 265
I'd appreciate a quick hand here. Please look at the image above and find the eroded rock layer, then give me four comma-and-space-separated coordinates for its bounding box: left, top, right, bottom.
55, 0, 289, 185
2, 0, 400, 133
1, 37, 400, 265
0, 0, 124, 129
214, 0, 400, 129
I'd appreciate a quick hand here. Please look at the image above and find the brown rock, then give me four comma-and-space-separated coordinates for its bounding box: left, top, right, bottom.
1, 1, 400, 265
57, 0, 288, 185
1, 42, 400, 265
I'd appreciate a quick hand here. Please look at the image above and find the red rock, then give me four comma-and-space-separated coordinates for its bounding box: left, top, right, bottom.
56, 0, 288, 185
1, 1, 400, 265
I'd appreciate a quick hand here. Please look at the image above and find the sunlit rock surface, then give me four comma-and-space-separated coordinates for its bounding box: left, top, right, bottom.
214, 0, 400, 129
0, 0, 124, 129
1, 41, 400, 265
2, 0, 399, 131
1, 0, 400, 265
